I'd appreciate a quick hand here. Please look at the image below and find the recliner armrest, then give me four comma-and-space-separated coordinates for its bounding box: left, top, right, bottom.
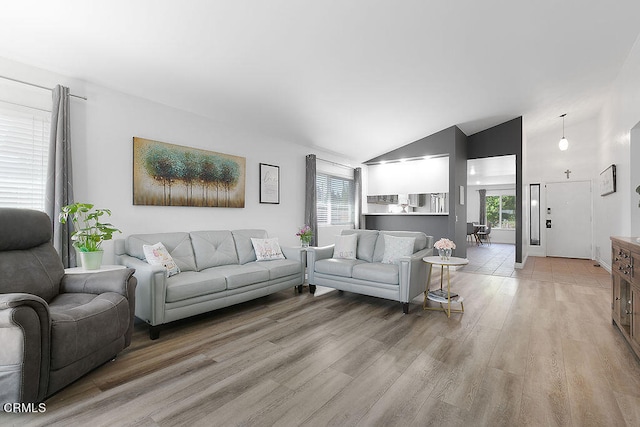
0, 293, 50, 404
60, 268, 136, 298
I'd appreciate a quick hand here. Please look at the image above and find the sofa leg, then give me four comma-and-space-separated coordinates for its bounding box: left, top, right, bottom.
402, 303, 409, 314
309, 285, 316, 294
297, 285, 303, 293
150, 325, 160, 340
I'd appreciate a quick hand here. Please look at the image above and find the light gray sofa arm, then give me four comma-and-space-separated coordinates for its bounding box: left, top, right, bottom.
306, 245, 335, 285
398, 247, 433, 304
116, 254, 167, 327
0, 293, 50, 405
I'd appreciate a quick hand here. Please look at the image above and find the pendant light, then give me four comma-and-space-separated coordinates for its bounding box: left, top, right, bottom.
559, 113, 569, 151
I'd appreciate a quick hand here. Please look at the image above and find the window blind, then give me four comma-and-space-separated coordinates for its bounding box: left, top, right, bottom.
0, 104, 50, 211
316, 172, 354, 226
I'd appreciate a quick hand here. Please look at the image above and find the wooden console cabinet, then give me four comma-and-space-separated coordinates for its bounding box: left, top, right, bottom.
611, 237, 640, 359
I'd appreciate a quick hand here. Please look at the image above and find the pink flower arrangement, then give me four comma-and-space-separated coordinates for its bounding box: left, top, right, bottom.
296, 225, 312, 243
434, 238, 456, 250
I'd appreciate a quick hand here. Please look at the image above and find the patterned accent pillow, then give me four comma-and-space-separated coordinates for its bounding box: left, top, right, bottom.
250, 237, 285, 261
143, 242, 181, 277
382, 235, 416, 264
333, 234, 357, 259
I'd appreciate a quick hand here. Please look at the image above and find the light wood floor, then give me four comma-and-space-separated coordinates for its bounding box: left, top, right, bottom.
4, 257, 640, 426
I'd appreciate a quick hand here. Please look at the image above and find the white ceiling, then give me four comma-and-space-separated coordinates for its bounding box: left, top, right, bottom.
1, 1, 639, 163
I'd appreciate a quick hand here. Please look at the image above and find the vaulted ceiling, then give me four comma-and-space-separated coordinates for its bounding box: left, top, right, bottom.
1, 1, 639, 163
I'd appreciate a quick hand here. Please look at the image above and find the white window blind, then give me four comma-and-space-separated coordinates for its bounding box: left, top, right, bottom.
316, 172, 355, 226
0, 104, 51, 211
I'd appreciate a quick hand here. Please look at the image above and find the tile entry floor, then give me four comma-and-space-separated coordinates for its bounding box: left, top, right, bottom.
460, 242, 611, 288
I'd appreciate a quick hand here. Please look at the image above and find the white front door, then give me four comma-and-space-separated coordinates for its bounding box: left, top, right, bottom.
546, 181, 592, 259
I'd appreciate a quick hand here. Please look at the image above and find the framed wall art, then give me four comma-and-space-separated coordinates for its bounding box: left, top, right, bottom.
133, 137, 246, 207
259, 163, 280, 204
599, 164, 616, 197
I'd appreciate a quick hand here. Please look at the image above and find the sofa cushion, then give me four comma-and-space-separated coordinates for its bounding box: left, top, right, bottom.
381, 235, 416, 264
314, 258, 366, 278
165, 270, 227, 303
373, 231, 427, 263
253, 258, 301, 280
352, 263, 399, 285
213, 264, 270, 289
190, 230, 239, 270
127, 232, 197, 272
232, 229, 268, 264
333, 234, 357, 260
49, 292, 129, 369
341, 229, 379, 262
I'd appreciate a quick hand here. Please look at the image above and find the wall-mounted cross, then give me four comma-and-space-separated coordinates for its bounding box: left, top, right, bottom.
564, 169, 571, 179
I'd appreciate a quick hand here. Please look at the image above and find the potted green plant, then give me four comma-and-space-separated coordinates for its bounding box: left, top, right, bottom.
59, 202, 121, 270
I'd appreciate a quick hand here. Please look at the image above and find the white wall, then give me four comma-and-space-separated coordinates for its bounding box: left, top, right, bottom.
524, 115, 599, 258
1, 57, 355, 263
596, 34, 640, 270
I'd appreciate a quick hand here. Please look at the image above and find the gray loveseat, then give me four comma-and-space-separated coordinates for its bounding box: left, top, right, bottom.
115, 229, 304, 339
306, 229, 433, 313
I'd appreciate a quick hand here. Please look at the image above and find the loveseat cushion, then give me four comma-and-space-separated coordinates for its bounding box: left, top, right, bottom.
373, 231, 427, 263
314, 258, 366, 278
232, 229, 268, 264
190, 230, 239, 270
165, 270, 227, 303
253, 259, 301, 280
127, 232, 197, 272
341, 229, 379, 262
352, 263, 399, 285
49, 292, 129, 370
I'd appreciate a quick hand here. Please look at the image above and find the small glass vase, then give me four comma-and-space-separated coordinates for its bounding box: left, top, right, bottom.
438, 248, 452, 260
301, 239, 310, 248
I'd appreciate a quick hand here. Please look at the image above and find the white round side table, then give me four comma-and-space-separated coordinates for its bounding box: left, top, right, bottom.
422, 256, 469, 317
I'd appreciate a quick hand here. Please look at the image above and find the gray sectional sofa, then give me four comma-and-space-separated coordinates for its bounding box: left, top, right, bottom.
115, 229, 304, 339
306, 229, 433, 313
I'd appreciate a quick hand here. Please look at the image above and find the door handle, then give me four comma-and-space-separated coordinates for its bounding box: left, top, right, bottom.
546, 220, 552, 228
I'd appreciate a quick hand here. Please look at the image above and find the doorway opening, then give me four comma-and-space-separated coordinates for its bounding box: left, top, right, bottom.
465, 155, 516, 274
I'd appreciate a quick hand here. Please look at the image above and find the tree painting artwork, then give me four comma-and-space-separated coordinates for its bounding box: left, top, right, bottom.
133, 137, 246, 208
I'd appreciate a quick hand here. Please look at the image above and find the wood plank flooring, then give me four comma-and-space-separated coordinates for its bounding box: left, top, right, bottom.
3, 257, 640, 426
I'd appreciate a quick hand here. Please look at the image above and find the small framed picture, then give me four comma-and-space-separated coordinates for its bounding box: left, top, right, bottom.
259, 163, 280, 204
599, 164, 616, 196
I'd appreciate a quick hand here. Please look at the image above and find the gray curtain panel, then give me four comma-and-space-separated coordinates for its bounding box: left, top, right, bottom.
354, 167, 362, 229
479, 189, 487, 226
304, 154, 317, 246
46, 85, 75, 268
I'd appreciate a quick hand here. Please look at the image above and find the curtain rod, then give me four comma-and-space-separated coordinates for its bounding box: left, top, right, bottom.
317, 157, 354, 170
0, 75, 87, 100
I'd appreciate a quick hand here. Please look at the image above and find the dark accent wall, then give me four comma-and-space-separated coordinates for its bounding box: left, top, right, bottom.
364, 126, 469, 258
468, 116, 523, 263
364, 215, 449, 240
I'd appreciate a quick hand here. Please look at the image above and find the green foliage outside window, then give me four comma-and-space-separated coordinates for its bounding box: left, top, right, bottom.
486, 194, 515, 229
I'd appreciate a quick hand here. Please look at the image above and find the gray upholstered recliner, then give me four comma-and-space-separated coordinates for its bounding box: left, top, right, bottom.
0, 208, 137, 408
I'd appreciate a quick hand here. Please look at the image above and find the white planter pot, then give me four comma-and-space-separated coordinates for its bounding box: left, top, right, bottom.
79, 251, 104, 270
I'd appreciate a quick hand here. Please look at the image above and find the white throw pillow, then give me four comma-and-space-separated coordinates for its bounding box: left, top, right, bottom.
382, 235, 416, 264
143, 242, 181, 277
251, 237, 285, 261
333, 234, 357, 259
